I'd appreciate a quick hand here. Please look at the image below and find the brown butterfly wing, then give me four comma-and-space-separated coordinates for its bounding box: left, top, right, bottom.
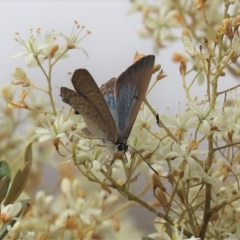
115, 55, 155, 142
60, 69, 117, 143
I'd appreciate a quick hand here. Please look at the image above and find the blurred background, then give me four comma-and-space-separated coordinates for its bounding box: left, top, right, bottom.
0, 0, 188, 115
1, 0, 238, 236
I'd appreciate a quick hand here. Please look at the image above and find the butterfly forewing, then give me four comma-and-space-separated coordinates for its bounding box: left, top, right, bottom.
115, 55, 155, 142
61, 69, 117, 143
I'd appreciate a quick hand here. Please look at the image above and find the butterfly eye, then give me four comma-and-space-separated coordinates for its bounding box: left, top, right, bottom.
117, 142, 128, 152
74, 110, 80, 115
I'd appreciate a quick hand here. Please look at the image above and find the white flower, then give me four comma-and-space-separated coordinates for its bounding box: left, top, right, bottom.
34, 112, 73, 142
61, 178, 72, 196
35, 191, 53, 213
215, 105, 240, 142
129, 126, 157, 152
164, 142, 206, 171
50, 209, 76, 233
0, 202, 22, 222
11, 31, 55, 67
78, 198, 102, 224
188, 102, 222, 135
12, 22, 90, 67
19, 231, 35, 240
149, 218, 201, 240
7, 221, 35, 240
134, 105, 156, 130
6, 221, 21, 239
11, 68, 31, 87
55, 21, 90, 56
144, 5, 178, 48
189, 102, 221, 119
211, 106, 235, 134
161, 111, 197, 132
60, 178, 102, 225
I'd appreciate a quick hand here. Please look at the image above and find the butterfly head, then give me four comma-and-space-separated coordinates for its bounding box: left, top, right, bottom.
117, 142, 128, 152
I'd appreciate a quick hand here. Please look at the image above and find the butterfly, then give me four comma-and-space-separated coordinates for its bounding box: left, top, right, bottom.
60, 55, 155, 169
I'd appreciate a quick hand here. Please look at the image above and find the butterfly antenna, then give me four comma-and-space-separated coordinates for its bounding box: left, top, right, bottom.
128, 145, 159, 175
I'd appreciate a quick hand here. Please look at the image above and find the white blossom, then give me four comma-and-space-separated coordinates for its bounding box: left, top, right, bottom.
34, 112, 73, 142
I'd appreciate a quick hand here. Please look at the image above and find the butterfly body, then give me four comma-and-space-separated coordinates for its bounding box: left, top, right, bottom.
60, 55, 155, 150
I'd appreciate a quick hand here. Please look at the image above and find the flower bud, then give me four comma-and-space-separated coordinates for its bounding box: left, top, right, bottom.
50, 44, 59, 57
230, 51, 238, 63
223, 18, 233, 40
112, 215, 120, 232
196, 0, 207, 10
233, 15, 240, 32
155, 189, 168, 207
152, 174, 166, 191
179, 60, 187, 76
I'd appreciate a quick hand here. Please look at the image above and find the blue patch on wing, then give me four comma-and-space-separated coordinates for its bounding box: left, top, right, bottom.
116, 82, 136, 138
103, 92, 118, 125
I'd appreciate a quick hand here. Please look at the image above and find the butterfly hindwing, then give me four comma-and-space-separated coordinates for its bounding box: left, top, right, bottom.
100, 77, 117, 124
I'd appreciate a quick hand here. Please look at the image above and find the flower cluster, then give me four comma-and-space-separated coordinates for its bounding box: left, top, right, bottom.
12, 21, 90, 68
2, 1, 240, 239
2, 177, 142, 239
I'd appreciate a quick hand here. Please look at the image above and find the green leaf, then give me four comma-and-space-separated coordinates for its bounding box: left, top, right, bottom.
4, 142, 33, 205
0, 161, 11, 204
0, 177, 10, 205
0, 160, 11, 181
142, 236, 154, 240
